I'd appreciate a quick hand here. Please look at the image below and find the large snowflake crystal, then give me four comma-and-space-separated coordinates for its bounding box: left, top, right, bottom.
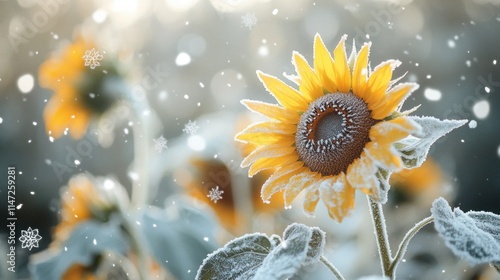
207, 186, 224, 203
19, 227, 42, 251
153, 135, 168, 153
182, 120, 199, 135
241, 12, 257, 30
82, 48, 104, 69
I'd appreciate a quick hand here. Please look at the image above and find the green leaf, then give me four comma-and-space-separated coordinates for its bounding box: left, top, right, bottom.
196, 223, 325, 280
397, 116, 467, 169
431, 197, 500, 266
30, 219, 129, 280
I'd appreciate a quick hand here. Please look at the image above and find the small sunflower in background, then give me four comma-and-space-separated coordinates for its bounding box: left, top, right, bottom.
390, 158, 445, 204
39, 174, 131, 280
39, 36, 126, 139
236, 34, 422, 222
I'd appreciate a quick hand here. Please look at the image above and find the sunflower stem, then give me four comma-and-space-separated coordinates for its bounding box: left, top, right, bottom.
389, 216, 434, 277
367, 196, 393, 279
128, 95, 152, 207
320, 255, 345, 280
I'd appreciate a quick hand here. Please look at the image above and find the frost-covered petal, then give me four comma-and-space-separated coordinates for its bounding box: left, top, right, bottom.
365, 142, 403, 171
366, 60, 400, 105
293, 51, 323, 101
345, 152, 382, 201
284, 172, 319, 207
261, 162, 305, 202
313, 34, 336, 93
249, 154, 299, 177
303, 183, 321, 217
319, 173, 355, 222
370, 117, 421, 144
241, 99, 299, 124
352, 43, 371, 100
332, 35, 351, 93
241, 144, 296, 168
257, 71, 308, 112
371, 83, 418, 120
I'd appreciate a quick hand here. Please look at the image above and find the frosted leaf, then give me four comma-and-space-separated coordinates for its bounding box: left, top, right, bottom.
196, 233, 274, 280
31, 220, 128, 280
397, 116, 467, 169
254, 223, 325, 280
431, 197, 500, 267
196, 223, 325, 280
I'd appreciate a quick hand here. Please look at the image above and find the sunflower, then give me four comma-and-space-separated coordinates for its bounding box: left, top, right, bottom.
39, 37, 123, 139
236, 34, 421, 222
52, 174, 114, 245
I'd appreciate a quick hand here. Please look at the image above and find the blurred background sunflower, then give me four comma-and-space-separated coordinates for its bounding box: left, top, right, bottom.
0, 0, 499, 279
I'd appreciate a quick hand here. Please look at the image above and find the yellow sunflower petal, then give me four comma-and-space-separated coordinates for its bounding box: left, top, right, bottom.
248, 153, 299, 177
235, 132, 295, 146
371, 83, 419, 120
303, 183, 321, 217
284, 171, 319, 207
365, 60, 399, 106
313, 34, 336, 93
352, 43, 371, 100
257, 71, 308, 112
319, 173, 355, 222
241, 144, 296, 168
345, 152, 379, 195
369, 116, 421, 144
235, 121, 296, 145
293, 51, 323, 102
365, 141, 403, 171
241, 99, 299, 124
261, 162, 304, 202
332, 35, 351, 93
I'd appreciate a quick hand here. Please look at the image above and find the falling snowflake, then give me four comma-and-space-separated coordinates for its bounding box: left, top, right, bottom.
207, 186, 224, 203
82, 48, 104, 69
241, 12, 257, 30
182, 120, 199, 135
153, 135, 168, 153
19, 227, 42, 251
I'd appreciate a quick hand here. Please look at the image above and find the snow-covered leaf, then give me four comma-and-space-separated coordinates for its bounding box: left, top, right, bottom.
30, 220, 129, 280
431, 197, 500, 267
397, 116, 466, 169
196, 223, 325, 280
196, 233, 275, 280
140, 205, 217, 280
254, 223, 325, 280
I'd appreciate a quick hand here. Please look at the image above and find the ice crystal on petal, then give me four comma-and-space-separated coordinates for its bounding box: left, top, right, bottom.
82, 48, 104, 69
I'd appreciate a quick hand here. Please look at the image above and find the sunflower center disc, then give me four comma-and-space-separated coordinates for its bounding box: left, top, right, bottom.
295, 93, 377, 176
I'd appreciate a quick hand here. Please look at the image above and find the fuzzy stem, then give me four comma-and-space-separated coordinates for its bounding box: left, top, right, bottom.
389, 216, 434, 276
367, 196, 393, 278
320, 255, 345, 280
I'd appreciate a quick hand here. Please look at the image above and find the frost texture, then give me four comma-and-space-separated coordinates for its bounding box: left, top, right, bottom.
397, 116, 467, 169
196, 223, 325, 280
431, 197, 500, 266
30, 220, 128, 280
